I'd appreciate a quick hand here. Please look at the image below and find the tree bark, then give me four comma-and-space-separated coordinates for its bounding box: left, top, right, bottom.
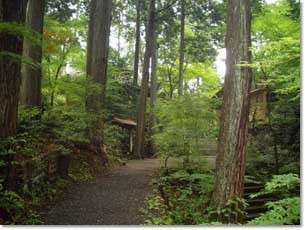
135, 0, 156, 159
149, 37, 158, 154
86, 0, 112, 163
20, 0, 44, 107
133, 0, 141, 85
50, 63, 63, 107
167, 66, 173, 98
211, 0, 252, 216
86, 0, 96, 78
178, 0, 185, 96
0, 0, 27, 138
117, 11, 121, 62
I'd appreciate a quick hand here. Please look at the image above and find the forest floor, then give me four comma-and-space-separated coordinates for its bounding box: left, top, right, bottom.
40, 157, 215, 225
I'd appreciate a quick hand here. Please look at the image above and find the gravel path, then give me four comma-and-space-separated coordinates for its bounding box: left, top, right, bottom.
42, 158, 163, 225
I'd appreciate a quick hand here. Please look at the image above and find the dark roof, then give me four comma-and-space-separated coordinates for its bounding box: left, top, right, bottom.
112, 117, 136, 128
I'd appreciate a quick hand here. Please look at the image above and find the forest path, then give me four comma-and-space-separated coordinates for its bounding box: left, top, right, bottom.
41, 158, 164, 225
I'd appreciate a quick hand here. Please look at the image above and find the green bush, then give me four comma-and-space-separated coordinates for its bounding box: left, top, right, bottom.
144, 167, 215, 225
153, 95, 219, 162
248, 197, 300, 225
0, 189, 24, 224
279, 162, 300, 174
250, 173, 300, 199
248, 173, 300, 225
49, 108, 94, 145
104, 123, 129, 163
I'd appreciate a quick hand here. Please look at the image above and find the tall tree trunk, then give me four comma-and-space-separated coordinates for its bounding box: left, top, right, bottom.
20, 0, 44, 107
86, 0, 96, 78
50, 63, 63, 107
178, 0, 185, 96
149, 37, 158, 154
117, 11, 121, 62
86, 0, 112, 163
211, 0, 252, 217
135, 0, 156, 159
133, 0, 141, 85
0, 0, 27, 138
167, 66, 173, 98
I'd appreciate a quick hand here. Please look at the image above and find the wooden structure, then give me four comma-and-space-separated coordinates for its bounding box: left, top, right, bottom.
2, 144, 70, 191
249, 88, 269, 125
112, 117, 137, 153
215, 87, 269, 125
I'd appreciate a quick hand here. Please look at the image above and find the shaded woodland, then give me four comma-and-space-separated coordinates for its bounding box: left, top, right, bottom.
0, 0, 300, 225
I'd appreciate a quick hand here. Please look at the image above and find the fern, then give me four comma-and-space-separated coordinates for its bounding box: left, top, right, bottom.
248, 197, 300, 225
248, 174, 300, 225
250, 173, 299, 199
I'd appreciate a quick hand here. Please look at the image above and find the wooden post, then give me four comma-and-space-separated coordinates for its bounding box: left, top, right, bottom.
130, 130, 133, 153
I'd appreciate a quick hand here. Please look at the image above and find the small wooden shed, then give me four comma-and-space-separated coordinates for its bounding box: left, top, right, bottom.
249, 88, 269, 124
214, 87, 269, 125
112, 117, 137, 153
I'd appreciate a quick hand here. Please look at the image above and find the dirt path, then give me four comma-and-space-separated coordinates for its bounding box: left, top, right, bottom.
41, 156, 216, 225
41, 158, 163, 225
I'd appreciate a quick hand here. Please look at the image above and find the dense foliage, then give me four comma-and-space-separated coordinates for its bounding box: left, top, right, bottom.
248, 174, 300, 225
143, 0, 300, 226
153, 94, 219, 165
246, 0, 300, 179
143, 162, 216, 225
0, 0, 299, 225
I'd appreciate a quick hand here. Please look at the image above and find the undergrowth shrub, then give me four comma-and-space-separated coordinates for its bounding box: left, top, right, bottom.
248, 173, 300, 225
248, 197, 300, 225
153, 95, 219, 163
143, 165, 250, 225
250, 173, 300, 199
50, 109, 92, 145
0, 184, 24, 224
0, 105, 97, 224
104, 123, 129, 164
143, 161, 215, 225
